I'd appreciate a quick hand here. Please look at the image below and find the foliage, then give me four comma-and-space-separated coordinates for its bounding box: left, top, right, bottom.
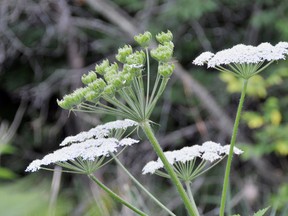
253, 207, 270, 216
271, 184, 288, 211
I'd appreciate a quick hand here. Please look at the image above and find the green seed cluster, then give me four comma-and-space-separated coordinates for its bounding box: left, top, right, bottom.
81, 71, 97, 85
151, 31, 175, 76
57, 30, 175, 111
57, 87, 89, 110
116, 45, 133, 63
151, 41, 174, 62
156, 30, 173, 44
134, 31, 152, 47
158, 62, 175, 77
57, 55, 144, 110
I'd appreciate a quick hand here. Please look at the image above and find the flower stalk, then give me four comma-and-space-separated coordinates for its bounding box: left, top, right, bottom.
111, 153, 176, 216
185, 181, 200, 216
141, 120, 199, 216
88, 174, 148, 216
219, 78, 249, 216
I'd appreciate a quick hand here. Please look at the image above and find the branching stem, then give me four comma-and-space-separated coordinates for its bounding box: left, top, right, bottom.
141, 120, 199, 216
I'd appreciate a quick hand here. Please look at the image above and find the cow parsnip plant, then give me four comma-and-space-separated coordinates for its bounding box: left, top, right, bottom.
193, 41, 288, 216
26, 31, 288, 216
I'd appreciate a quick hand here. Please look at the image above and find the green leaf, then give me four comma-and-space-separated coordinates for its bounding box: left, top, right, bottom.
253, 206, 270, 216
231, 214, 241, 216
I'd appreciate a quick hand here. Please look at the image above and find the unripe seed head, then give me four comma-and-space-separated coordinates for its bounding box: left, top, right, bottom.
82, 71, 97, 85
134, 31, 152, 47
156, 30, 173, 44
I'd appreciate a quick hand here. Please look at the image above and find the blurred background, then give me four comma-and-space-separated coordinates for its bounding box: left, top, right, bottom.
0, 0, 288, 215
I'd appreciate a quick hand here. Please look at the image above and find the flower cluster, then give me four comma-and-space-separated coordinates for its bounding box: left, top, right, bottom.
26, 120, 139, 173
60, 119, 138, 146
134, 31, 152, 48
142, 141, 243, 181
57, 57, 143, 110
57, 31, 175, 122
193, 42, 288, 79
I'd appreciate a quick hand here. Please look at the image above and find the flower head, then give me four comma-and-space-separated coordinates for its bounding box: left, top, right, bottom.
142, 141, 243, 182
26, 137, 139, 173
116, 45, 133, 63
192, 51, 214, 66
60, 119, 138, 146
151, 41, 174, 62
95, 59, 110, 75
57, 31, 175, 122
158, 62, 175, 77
134, 31, 152, 47
26, 120, 139, 174
156, 30, 173, 44
193, 42, 288, 79
81, 71, 97, 85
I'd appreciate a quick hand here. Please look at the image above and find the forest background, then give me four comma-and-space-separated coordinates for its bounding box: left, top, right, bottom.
0, 0, 288, 215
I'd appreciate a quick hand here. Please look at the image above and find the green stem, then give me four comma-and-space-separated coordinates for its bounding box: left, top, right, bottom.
147, 77, 169, 118
88, 174, 148, 216
145, 47, 150, 111
111, 153, 176, 216
219, 78, 249, 216
141, 120, 199, 216
185, 182, 200, 216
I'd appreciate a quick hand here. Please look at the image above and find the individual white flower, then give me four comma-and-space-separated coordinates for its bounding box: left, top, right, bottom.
192, 51, 214, 66
26, 137, 139, 173
142, 161, 163, 175
193, 42, 288, 79
60, 119, 138, 146
201, 152, 221, 162
119, 138, 139, 146
275, 41, 288, 52
221, 145, 243, 155
142, 141, 243, 181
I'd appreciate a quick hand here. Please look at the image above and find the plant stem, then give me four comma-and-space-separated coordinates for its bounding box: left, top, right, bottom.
141, 120, 199, 216
145, 47, 150, 111
88, 174, 148, 216
185, 182, 200, 216
219, 78, 249, 216
111, 153, 176, 216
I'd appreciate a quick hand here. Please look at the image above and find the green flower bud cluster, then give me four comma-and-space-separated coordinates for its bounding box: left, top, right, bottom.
81, 71, 97, 85
84, 90, 99, 103
103, 63, 119, 84
134, 31, 152, 47
158, 63, 175, 77
57, 87, 88, 110
103, 84, 116, 96
87, 78, 106, 93
156, 30, 173, 44
58, 30, 175, 112
125, 51, 146, 66
95, 59, 109, 75
123, 64, 142, 77
57, 64, 111, 110
116, 45, 133, 63
151, 41, 174, 62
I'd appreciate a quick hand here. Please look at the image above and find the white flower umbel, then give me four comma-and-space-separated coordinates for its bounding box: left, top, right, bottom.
60, 119, 138, 146
142, 141, 243, 182
192, 51, 214, 66
193, 42, 288, 79
26, 137, 139, 173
